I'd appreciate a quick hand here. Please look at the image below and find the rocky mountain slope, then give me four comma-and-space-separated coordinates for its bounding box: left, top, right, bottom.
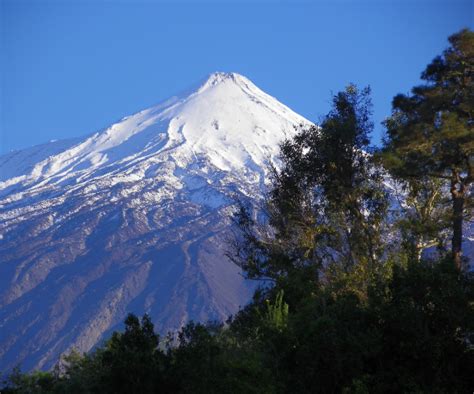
0, 72, 309, 371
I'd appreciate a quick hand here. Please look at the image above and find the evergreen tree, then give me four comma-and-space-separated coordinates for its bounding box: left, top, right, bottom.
383, 28, 474, 269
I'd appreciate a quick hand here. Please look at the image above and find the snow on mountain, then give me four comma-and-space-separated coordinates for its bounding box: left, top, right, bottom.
0, 72, 310, 371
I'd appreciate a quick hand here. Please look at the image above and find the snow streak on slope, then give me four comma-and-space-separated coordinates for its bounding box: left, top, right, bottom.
0, 72, 309, 371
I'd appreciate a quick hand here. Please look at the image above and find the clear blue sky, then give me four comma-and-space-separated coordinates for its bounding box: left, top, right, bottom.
1, 0, 472, 154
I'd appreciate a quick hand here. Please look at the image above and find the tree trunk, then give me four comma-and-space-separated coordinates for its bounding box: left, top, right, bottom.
415, 238, 423, 263
451, 176, 465, 270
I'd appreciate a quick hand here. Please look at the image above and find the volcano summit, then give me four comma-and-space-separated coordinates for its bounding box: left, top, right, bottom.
0, 72, 309, 371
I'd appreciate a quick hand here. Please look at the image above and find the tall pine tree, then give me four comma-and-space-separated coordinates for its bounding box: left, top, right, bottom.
383, 28, 474, 269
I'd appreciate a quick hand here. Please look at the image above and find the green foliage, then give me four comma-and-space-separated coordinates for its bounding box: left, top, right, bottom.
383, 28, 473, 178
367, 259, 474, 393
264, 290, 289, 332
272, 84, 389, 273
1, 368, 57, 394
4, 260, 473, 393
230, 84, 389, 308
54, 313, 167, 394
167, 321, 277, 393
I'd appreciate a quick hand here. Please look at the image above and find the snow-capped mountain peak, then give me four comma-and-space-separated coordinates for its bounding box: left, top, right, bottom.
0, 73, 309, 371
0, 72, 308, 196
